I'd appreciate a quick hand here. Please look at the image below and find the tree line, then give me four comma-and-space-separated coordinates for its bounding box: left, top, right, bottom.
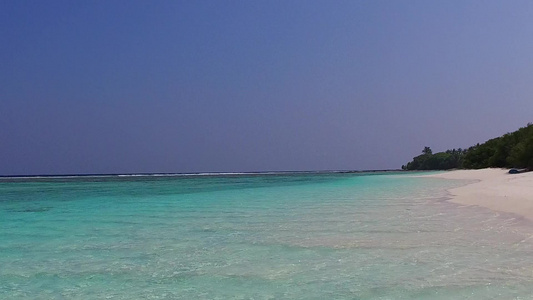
402, 123, 533, 170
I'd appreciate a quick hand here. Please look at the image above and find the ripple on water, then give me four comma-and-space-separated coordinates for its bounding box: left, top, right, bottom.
1, 173, 533, 299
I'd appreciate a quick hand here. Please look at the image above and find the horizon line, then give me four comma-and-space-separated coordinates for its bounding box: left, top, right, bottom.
0, 169, 406, 179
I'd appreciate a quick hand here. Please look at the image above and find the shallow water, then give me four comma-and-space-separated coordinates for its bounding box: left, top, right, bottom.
1, 172, 533, 299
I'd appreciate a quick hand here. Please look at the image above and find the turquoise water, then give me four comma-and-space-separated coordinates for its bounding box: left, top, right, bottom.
1, 172, 533, 299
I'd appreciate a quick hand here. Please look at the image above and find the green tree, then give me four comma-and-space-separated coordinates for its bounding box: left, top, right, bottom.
403, 123, 533, 170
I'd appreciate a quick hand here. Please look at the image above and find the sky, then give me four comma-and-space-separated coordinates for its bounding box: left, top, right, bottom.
1, 1, 533, 175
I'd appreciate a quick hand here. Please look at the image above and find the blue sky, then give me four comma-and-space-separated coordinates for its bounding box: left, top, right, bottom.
2, 1, 533, 175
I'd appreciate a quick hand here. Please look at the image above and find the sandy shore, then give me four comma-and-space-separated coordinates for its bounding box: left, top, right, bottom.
421, 168, 533, 221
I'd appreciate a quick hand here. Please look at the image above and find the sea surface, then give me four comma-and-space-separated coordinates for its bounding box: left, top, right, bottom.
1, 172, 533, 299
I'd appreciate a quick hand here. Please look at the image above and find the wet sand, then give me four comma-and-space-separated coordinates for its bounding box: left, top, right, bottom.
422, 169, 533, 221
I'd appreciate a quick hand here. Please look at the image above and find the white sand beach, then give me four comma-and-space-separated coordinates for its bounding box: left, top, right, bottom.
422, 169, 533, 221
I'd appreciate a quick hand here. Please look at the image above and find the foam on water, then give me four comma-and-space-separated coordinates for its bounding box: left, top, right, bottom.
1, 172, 533, 299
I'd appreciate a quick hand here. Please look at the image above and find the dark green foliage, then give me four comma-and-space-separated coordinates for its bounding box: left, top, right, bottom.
507, 126, 533, 169
403, 147, 466, 170
462, 140, 499, 169
403, 123, 533, 170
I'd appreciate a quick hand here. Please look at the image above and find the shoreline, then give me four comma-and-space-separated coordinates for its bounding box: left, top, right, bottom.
421, 168, 533, 222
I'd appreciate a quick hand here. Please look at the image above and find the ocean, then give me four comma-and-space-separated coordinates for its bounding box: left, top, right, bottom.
1, 172, 533, 299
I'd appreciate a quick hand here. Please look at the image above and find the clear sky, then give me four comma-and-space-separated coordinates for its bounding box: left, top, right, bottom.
1, 1, 533, 175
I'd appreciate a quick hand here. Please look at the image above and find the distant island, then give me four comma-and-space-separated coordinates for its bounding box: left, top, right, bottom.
402, 123, 533, 171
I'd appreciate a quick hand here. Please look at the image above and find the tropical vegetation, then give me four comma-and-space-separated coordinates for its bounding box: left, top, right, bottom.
402, 123, 533, 170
